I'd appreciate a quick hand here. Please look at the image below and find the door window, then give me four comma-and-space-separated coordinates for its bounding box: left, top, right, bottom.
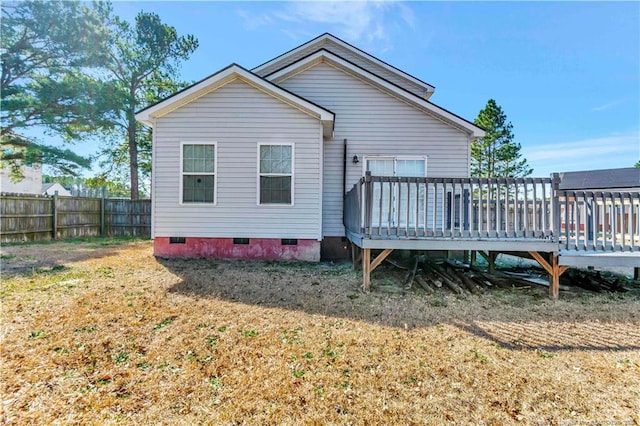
365, 157, 426, 228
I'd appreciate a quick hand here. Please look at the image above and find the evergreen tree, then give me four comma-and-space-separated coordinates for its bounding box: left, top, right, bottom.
0, 1, 115, 178
99, 12, 198, 199
471, 99, 532, 178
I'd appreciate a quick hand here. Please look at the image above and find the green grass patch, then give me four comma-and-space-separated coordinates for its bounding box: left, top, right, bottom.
153, 316, 177, 330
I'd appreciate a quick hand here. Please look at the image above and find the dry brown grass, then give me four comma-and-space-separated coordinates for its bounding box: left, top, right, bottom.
1, 239, 639, 425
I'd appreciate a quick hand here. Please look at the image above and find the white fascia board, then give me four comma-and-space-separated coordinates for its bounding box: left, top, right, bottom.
253, 33, 435, 95
135, 65, 334, 136
269, 51, 485, 138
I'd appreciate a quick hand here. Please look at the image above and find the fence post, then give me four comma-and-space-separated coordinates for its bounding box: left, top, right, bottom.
52, 191, 58, 240
100, 187, 106, 237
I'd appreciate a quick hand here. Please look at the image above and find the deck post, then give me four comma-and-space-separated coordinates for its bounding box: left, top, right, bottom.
488, 251, 497, 274
551, 173, 561, 243
362, 248, 371, 291
364, 171, 373, 237
351, 244, 361, 270
361, 248, 394, 291
550, 254, 560, 300
634, 267, 639, 281
529, 251, 568, 300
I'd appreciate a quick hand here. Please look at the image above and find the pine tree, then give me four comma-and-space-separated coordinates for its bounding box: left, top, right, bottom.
471, 99, 532, 178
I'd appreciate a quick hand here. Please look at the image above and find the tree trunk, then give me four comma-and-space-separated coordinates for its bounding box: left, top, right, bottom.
127, 91, 139, 200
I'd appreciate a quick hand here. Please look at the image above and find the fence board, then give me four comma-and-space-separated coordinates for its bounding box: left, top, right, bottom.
0, 193, 150, 243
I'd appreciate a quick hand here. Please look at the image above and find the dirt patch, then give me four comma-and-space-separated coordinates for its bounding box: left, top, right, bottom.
1, 240, 639, 424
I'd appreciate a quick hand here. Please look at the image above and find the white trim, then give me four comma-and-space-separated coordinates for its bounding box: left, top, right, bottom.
318, 123, 324, 240
256, 142, 295, 207
179, 141, 218, 206
135, 65, 334, 138
268, 50, 485, 138
151, 118, 157, 238
252, 33, 435, 95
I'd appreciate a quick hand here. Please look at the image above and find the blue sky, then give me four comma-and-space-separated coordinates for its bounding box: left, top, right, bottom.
87, 1, 640, 176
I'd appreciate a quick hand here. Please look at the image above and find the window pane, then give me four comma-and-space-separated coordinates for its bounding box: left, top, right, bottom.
367, 159, 393, 176
183, 144, 215, 173
260, 145, 270, 161
260, 176, 291, 204
260, 145, 292, 173
183, 174, 215, 203
281, 146, 292, 173
396, 159, 425, 177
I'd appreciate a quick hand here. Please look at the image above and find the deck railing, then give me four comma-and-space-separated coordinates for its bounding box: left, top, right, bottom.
344, 172, 557, 241
558, 190, 640, 251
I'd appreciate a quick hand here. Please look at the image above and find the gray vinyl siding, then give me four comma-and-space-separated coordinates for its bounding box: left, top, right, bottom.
278, 62, 470, 237
153, 79, 322, 239
255, 39, 428, 99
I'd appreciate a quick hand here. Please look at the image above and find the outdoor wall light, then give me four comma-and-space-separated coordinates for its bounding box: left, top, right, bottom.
352, 155, 360, 164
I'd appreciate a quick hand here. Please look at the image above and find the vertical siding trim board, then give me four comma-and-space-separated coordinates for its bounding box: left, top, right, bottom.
318, 123, 324, 240
179, 141, 218, 206
154, 237, 320, 261
256, 142, 295, 207
151, 118, 156, 238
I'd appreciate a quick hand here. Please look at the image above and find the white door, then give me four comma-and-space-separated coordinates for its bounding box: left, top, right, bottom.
365, 157, 426, 229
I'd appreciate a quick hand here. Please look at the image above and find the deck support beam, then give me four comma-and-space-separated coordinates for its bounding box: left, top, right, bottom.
529, 251, 569, 300
351, 244, 362, 270
362, 248, 394, 291
476, 250, 497, 273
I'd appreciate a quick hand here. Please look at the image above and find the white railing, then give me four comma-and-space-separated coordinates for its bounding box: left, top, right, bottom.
558, 190, 640, 251
345, 173, 556, 240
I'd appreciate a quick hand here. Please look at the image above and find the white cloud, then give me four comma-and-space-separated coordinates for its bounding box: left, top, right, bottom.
236, 9, 274, 30
237, 1, 415, 52
523, 131, 640, 176
591, 99, 626, 112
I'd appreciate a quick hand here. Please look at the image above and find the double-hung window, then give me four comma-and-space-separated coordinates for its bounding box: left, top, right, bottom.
181, 142, 216, 204
258, 143, 293, 205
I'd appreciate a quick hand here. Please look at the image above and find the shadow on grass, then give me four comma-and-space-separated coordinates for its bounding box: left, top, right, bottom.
0, 237, 149, 278
159, 257, 640, 352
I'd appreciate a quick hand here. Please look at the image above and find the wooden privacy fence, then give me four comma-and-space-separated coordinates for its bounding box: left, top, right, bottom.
0, 193, 151, 243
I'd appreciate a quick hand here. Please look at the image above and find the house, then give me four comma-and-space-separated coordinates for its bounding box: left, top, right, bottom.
559, 167, 640, 193
136, 33, 484, 261
41, 182, 71, 196
0, 162, 42, 195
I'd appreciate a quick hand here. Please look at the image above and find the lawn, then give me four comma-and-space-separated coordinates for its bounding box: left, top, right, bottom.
1, 240, 639, 424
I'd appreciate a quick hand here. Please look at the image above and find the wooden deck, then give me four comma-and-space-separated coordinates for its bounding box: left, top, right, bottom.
344, 173, 640, 298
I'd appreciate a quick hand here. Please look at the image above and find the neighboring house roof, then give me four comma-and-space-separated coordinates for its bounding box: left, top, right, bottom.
41, 182, 71, 196
266, 49, 485, 138
41, 183, 56, 192
558, 167, 640, 190
135, 64, 335, 138
252, 33, 436, 99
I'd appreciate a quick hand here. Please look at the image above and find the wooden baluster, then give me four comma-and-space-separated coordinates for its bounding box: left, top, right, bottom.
405, 179, 410, 235
415, 180, 419, 236
532, 182, 540, 238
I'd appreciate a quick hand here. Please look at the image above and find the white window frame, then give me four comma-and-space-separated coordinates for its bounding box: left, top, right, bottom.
257, 142, 295, 206
362, 155, 428, 228
179, 141, 217, 205
362, 155, 427, 177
